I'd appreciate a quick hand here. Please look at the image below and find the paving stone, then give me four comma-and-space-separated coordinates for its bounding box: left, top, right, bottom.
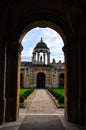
18, 115, 66, 130
0, 89, 80, 130
26, 89, 64, 114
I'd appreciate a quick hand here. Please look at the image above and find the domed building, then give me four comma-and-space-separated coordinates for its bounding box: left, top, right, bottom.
20, 38, 64, 88
32, 38, 50, 65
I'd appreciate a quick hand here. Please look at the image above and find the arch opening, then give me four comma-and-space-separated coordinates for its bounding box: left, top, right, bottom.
20, 22, 65, 114
18, 13, 72, 123
37, 72, 45, 89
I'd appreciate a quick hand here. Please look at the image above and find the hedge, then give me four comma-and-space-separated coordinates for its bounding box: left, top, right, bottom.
47, 87, 64, 106
20, 88, 35, 103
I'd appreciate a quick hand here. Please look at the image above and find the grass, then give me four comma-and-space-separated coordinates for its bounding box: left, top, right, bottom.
19, 87, 64, 108
19, 102, 25, 108
58, 103, 64, 108
50, 88, 64, 96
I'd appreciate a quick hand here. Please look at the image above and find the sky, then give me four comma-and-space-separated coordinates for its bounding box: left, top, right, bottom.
21, 27, 64, 63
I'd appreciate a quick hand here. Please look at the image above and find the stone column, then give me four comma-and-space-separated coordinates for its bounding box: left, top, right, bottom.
37, 52, 40, 62
16, 44, 23, 117
71, 42, 79, 123
5, 42, 23, 122
62, 45, 69, 120
78, 27, 86, 125
47, 52, 50, 64
63, 42, 79, 123
0, 41, 6, 124
43, 52, 45, 64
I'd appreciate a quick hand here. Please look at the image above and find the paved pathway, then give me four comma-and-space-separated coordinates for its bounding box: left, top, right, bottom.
0, 89, 81, 130
18, 115, 66, 130
25, 89, 64, 114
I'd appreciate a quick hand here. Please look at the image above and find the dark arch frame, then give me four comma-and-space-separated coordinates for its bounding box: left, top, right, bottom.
18, 9, 73, 44
0, 1, 85, 127
2, 4, 82, 125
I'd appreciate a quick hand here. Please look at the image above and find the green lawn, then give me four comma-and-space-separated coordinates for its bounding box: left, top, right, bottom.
50, 88, 64, 96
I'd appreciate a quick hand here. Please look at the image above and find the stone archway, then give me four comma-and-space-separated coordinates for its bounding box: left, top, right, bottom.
0, 1, 86, 128
37, 72, 45, 89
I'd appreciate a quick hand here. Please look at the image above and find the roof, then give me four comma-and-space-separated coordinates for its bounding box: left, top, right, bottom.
34, 38, 49, 49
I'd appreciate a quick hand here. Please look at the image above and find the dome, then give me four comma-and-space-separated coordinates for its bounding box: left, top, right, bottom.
34, 38, 49, 49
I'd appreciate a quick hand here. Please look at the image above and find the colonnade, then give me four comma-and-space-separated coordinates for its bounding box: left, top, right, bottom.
32, 51, 50, 64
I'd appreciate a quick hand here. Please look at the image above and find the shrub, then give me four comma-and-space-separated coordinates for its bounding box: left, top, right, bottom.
24, 93, 27, 99
50, 90, 55, 96
24, 91, 29, 96
20, 88, 35, 104
20, 95, 25, 103
58, 96, 64, 103
55, 93, 61, 99
52, 92, 57, 96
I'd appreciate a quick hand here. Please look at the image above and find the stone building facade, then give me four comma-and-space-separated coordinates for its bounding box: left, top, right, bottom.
20, 38, 64, 88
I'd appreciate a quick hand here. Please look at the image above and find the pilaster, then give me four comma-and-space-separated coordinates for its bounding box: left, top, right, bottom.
0, 41, 6, 124
37, 52, 40, 62
43, 52, 45, 64
63, 42, 79, 123
5, 42, 23, 122
47, 52, 50, 64
78, 21, 86, 126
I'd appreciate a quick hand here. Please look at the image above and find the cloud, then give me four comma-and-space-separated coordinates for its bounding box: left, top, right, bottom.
21, 27, 64, 62
21, 47, 33, 61
21, 56, 31, 61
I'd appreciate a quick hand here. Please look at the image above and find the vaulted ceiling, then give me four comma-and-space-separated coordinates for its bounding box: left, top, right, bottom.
0, 0, 86, 43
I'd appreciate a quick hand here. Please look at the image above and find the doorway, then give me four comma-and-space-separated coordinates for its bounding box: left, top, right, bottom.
59, 73, 64, 88
37, 72, 45, 89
